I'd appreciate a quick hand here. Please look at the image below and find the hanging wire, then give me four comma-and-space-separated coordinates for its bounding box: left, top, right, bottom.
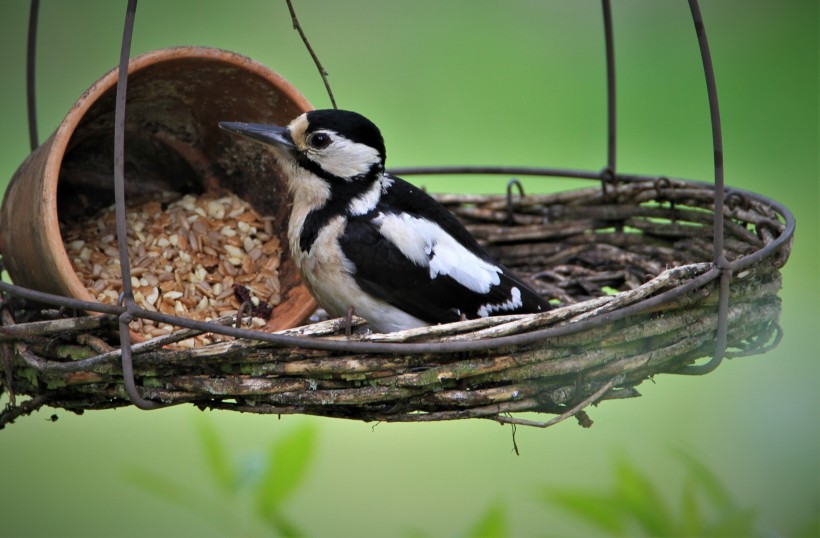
112, 0, 163, 409
676, 0, 731, 375
284, 0, 338, 109
601, 0, 617, 189
113, 0, 137, 308
598, 0, 617, 201
26, 0, 40, 151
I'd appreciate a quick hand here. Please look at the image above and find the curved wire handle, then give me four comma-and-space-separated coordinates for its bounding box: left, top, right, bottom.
600, 0, 617, 199
675, 0, 730, 375
596, 0, 731, 375
112, 0, 161, 409
26, 0, 40, 151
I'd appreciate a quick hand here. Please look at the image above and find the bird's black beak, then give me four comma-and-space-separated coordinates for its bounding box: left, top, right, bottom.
218, 122, 296, 152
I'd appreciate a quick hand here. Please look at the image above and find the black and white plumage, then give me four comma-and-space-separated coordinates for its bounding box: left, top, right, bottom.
219, 110, 551, 332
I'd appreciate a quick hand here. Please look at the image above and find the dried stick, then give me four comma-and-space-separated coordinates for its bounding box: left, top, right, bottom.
491, 376, 621, 428
0, 394, 51, 429
284, 0, 337, 109
572, 263, 711, 322
0, 315, 118, 340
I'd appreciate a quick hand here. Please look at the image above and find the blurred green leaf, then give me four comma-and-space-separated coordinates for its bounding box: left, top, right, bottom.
124, 466, 233, 529
263, 508, 305, 538
612, 457, 673, 536
703, 507, 759, 537
255, 423, 317, 523
672, 448, 734, 511
793, 514, 820, 538
542, 490, 627, 535
127, 419, 320, 537
542, 453, 766, 537
679, 478, 701, 536
195, 415, 235, 494
465, 501, 507, 538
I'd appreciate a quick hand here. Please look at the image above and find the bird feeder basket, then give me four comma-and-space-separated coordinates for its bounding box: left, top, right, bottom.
0, 1, 794, 429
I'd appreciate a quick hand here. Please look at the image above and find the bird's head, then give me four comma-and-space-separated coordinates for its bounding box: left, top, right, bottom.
219, 110, 386, 184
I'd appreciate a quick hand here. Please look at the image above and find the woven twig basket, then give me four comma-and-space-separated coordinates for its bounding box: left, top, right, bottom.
0, 177, 790, 428
0, 1, 795, 429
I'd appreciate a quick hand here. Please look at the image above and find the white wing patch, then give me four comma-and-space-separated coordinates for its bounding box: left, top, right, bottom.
478, 287, 523, 317
376, 213, 502, 294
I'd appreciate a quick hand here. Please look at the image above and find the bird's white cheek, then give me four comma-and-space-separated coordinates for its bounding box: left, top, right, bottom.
310, 140, 381, 179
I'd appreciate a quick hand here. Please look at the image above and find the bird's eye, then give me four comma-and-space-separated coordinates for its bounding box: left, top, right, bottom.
308, 132, 331, 149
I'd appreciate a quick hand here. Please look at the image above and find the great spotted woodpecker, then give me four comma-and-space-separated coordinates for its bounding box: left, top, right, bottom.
219, 110, 550, 332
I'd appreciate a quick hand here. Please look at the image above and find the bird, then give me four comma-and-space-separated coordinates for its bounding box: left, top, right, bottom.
219, 109, 551, 333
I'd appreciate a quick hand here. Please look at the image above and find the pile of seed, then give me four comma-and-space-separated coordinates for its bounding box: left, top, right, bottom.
62, 192, 284, 347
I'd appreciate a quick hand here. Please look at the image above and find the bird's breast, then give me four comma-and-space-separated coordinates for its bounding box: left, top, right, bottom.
289, 213, 357, 318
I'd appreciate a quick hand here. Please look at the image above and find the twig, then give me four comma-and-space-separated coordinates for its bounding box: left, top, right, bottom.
76, 334, 115, 355
510, 421, 520, 455
572, 263, 711, 322
276, 316, 367, 337
2, 342, 15, 405
364, 313, 526, 343
284, 0, 338, 109
0, 315, 118, 341
491, 376, 621, 429
0, 394, 51, 429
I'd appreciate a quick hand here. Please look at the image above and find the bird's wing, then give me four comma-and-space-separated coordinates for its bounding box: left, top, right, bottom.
379, 174, 491, 257
340, 204, 549, 325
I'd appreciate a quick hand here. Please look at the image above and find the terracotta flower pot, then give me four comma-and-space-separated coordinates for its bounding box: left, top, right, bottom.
0, 46, 317, 331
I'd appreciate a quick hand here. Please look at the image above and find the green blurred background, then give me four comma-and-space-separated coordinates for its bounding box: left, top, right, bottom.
0, 1, 817, 536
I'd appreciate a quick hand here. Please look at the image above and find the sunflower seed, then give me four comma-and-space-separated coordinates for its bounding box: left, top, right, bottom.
62, 191, 284, 347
